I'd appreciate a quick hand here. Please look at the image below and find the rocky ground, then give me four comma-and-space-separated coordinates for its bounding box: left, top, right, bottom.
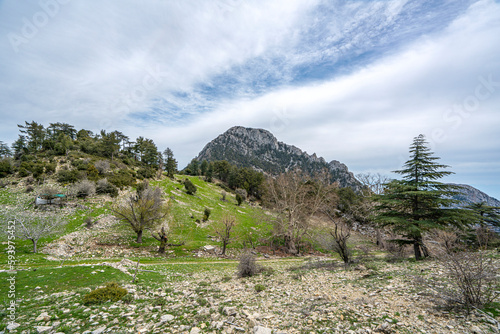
3, 256, 499, 334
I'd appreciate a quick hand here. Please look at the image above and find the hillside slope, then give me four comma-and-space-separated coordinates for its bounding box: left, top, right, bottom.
449, 183, 500, 207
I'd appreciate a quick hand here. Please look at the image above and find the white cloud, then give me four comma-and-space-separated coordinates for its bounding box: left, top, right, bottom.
0, 0, 499, 198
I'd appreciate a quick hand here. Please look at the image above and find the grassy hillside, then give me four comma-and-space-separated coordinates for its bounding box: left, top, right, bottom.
152, 175, 272, 253
0, 174, 274, 266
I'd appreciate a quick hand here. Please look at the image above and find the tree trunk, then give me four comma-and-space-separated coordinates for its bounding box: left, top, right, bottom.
413, 240, 422, 260
158, 238, 166, 254
136, 230, 143, 243
285, 235, 297, 255
413, 235, 429, 261
32, 239, 38, 253
221, 241, 227, 255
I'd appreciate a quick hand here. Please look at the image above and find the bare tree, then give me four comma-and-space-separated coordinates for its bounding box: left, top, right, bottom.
324, 219, 352, 265
265, 170, 335, 255
7, 210, 66, 253
112, 182, 169, 243
356, 172, 390, 195
317, 189, 352, 264
149, 220, 184, 254
213, 214, 237, 255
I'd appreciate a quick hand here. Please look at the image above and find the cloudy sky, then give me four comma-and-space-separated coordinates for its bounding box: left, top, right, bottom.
1, 0, 499, 198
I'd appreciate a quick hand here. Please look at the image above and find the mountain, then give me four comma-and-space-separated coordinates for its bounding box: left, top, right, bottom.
448, 183, 500, 208
196, 126, 361, 190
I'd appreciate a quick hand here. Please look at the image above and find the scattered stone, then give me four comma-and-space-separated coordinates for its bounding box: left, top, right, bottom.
35, 312, 50, 322
190, 327, 201, 334
91, 326, 106, 334
253, 326, 272, 334
471, 325, 484, 334
160, 314, 175, 323
35, 326, 52, 333
223, 306, 237, 316
203, 245, 217, 252
7, 323, 20, 331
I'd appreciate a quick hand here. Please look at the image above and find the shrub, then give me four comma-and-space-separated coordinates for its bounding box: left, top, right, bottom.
0, 158, 13, 178
416, 250, 500, 313
84, 217, 94, 229
38, 185, 63, 204
73, 180, 96, 198
197, 298, 208, 306
441, 251, 499, 311
137, 167, 155, 179
26, 176, 34, 185
235, 188, 247, 201
83, 282, 128, 305
184, 179, 197, 195
57, 169, 79, 184
237, 252, 259, 278
44, 162, 56, 175
203, 208, 211, 221
236, 193, 243, 206
31, 163, 45, 178
86, 164, 99, 180
18, 168, 30, 178
71, 159, 89, 171
108, 170, 136, 189
255, 284, 266, 292
94, 160, 111, 174
96, 178, 119, 197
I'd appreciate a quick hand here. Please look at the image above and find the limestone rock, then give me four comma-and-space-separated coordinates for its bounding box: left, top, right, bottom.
253, 326, 272, 334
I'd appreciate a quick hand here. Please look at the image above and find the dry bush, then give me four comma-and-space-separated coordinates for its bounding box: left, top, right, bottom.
415, 250, 499, 313
237, 252, 260, 278
94, 160, 111, 174
73, 180, 96, 198
428, 229, 462, 255
317, 220, 352, 265
476, 226, 498, 250
96, 178, 118, 197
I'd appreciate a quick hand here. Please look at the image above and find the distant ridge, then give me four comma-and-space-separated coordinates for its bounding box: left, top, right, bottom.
448, 183, 500, 208
195, 126, 361, 190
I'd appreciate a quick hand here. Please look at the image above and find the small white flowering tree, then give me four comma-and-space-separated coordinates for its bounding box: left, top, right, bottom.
8, 210, 66, 253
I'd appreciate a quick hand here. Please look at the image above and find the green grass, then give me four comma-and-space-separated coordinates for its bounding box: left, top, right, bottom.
0, 265, 130, 299
151, 175, 273, 252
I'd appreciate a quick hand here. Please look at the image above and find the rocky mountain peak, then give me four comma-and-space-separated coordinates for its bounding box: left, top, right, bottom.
196, 126, 361, 190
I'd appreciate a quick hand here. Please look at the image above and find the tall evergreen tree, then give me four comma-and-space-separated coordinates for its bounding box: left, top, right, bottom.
163, 148, 177, 178
12, 135, 28, 159
0, 141, 12, 158
375, 134, 472, 260
467, 202, 500, 227
18, 121, 45, 154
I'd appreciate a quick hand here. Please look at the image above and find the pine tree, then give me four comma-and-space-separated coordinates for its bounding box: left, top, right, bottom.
375, 134, 472, 260
163, 148, 177, 178
467, 202, 500, 227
